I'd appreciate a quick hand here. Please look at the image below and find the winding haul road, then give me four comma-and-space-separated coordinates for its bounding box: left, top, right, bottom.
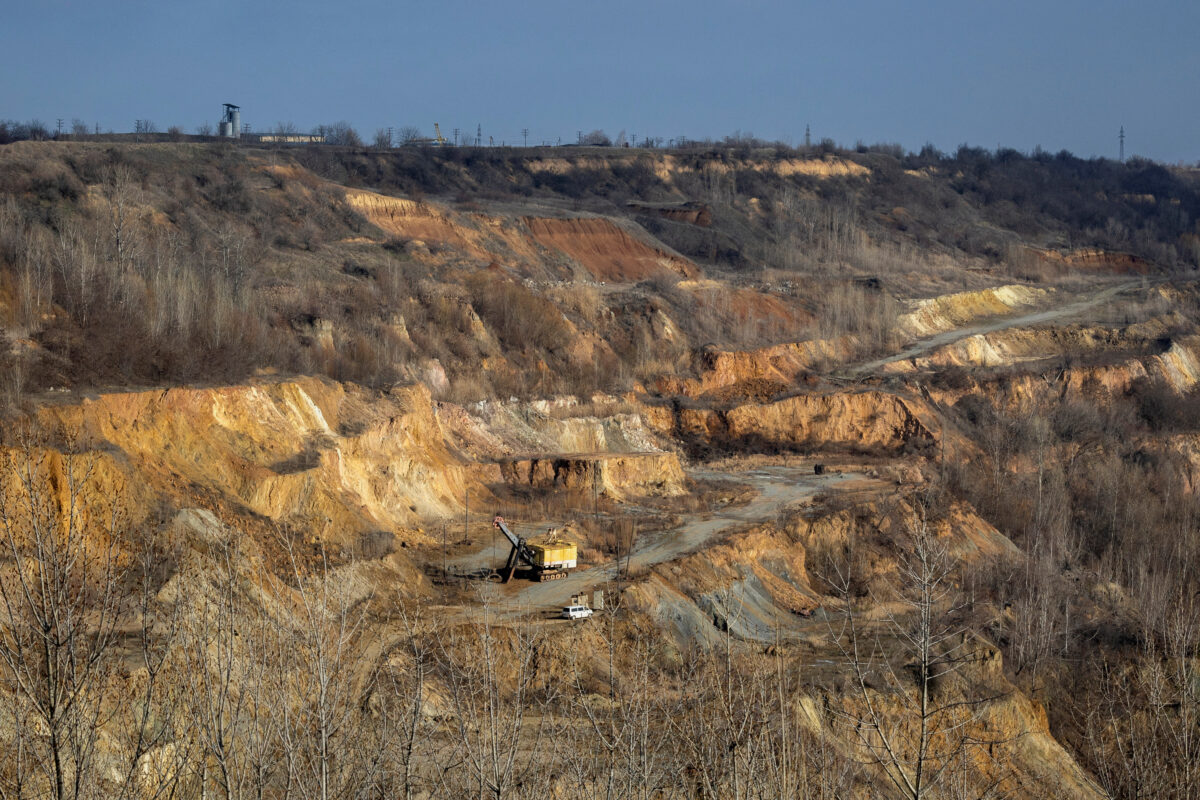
498, 466, 876, 611
845, 278, 1148, 376
474, 279, 1156, 613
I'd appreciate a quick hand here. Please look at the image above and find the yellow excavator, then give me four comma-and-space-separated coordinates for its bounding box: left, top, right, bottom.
492, 515, 577, 582
433, 123, 448, 146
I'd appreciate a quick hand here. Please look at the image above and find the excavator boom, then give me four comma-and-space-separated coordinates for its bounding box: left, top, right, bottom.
493, 515, 521, 548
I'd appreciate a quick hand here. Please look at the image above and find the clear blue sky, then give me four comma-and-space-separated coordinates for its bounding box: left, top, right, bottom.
4, 0, 1198, 161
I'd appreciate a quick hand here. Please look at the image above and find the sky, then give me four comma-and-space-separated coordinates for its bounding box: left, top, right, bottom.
4, 0, 1198, 162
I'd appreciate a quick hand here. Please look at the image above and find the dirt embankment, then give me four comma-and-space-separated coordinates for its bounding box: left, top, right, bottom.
523, 216, 698, 282
437, 394, 672, 460
627, 492, 1018, 648
653, 337, 854, 400
344, 188, 558, 277
348, 186, 700, 285
627, 201, 713, 227
32, 378, 487, 545
651, 285, 1054, 402
648, 390, 942, 455
497, 452, 688, 499
616, 488, 1093, 797
886, 321, 1166, 373
525, 153, 871, 183
927, 335, 1200, 409
1032, 247, 1154, 275
898, 285, 1050, 338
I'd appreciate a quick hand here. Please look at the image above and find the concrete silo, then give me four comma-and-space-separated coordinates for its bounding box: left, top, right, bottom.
220, 104, 241, 138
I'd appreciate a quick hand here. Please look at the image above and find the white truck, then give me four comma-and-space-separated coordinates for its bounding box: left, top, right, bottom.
561, 605, 594, 620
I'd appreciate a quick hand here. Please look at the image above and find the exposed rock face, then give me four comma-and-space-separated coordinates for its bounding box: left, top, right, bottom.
653, 391, 940, 454
497, 452, 688, 499
33, 378, 482, 544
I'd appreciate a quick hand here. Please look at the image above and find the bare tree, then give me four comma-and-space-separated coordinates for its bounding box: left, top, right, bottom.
312, 123, 361, 148
564, 603, 670, 799
109, 524, 189, 800
102, 164, 141, 274
397, 126, 423, 145
828, 509, 1014, 800
366, 604, 437, 800
437, 589, 554, 799
278, 531, 375, 800
180, 534, 253, 800
1084, 590, 1200, 799
0, 439, 128, 800
580, 130, 611, 146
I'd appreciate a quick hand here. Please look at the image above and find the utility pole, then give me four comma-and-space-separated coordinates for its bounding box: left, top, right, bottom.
577, 130, 583, 145
452, 127, 459, 146
475, 124, 481, 147
805, 124, 812, 148
1119, 126, 1125, 163
522, 127, 529, 147
134, 120, 141, 142
56, 118, 63, 138
387, 126, 393, 148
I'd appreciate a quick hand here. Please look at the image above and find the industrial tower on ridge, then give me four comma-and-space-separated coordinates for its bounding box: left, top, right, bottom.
219, 104, 240, 139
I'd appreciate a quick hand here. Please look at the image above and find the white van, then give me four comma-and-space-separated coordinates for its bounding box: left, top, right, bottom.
561, 605, 594, 620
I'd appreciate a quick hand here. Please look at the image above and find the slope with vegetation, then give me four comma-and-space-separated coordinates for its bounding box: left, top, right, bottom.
1, 138, 1199, 799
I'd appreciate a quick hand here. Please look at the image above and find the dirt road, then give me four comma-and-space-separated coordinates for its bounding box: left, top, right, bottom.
846, 278, 1148, 376
508, 465, 872, 610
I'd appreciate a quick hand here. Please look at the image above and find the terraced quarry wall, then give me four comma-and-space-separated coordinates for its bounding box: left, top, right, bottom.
4, 142, 1200, 800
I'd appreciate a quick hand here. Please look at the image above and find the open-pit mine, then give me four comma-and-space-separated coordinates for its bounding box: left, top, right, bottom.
0, 140, 1197, 799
